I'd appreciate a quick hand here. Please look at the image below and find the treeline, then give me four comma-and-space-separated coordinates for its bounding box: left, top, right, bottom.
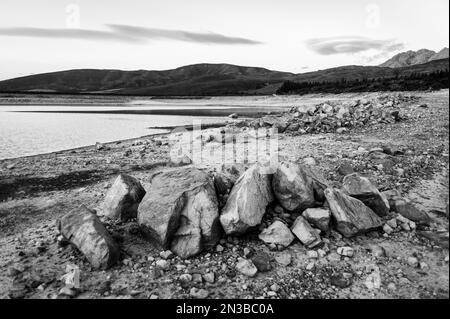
276, 69, 449, 95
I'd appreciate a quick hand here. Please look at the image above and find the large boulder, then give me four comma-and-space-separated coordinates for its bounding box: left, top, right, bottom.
394, 199, 431, 225
220, 164, 274, 235
342, 173, 389, 217
102, 174, 146, 220
58, 205, 120, 269
138, 167, 220, 258
325, 188, 383, 237
258, 221, 295, 247
272, 162, 315, 212
291, 216, 322, 248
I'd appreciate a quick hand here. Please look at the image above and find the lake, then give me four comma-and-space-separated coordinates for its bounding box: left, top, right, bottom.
0, 100, 289, 160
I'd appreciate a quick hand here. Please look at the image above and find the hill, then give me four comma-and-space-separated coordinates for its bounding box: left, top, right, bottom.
380, 48, 449, 68
0, 58, 448, 96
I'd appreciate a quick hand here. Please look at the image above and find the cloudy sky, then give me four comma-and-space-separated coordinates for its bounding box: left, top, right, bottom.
0, 0, 448, 80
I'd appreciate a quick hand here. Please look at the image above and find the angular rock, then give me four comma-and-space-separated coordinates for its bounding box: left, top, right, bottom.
236, 258, 258, 277
275, 252, 292, 266
138, 167, 220, 258
220, 164, 274, 235
324, 188, 383, 237
272, 161, 315, 212
394, 199, 431, 225
251, 252, 272, 272
258, 221, 295, 247
58, 205, 120, 270
103, 174, 146, 220
381, 189, 402, 211
303, 208, 331, 232
291, 216, 322, 248
342, 173, 389, 216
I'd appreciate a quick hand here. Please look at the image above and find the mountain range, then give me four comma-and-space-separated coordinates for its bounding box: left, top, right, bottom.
0, 49, 448, 96
379, 48, 449, 68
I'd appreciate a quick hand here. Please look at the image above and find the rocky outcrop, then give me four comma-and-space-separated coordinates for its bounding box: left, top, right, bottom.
102, 174, 146, 220
258, 221, 295, 247
342, 173, 389, 216
58, 205, 120, 269
272, 162, 315, 212
291, 216, 322, 248
303, 208, 331, 232
220, 164, 274, 235
324, 188, 383, 237
137, 167, 220, 258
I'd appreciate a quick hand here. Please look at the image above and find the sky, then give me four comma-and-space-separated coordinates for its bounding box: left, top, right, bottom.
0, 0, 448, 80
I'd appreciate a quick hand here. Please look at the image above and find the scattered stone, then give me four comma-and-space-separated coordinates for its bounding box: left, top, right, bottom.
365, 269, 381, 290
156, 260, 170, 270
258, 221, 295, 247
190, 287, 209, 299
251, 252, 272, 272
275, 252, 292, 266
272, 162, 315, 212
215, 244, 224, 253
203, 273, 215, 283
160, 250, 174, 260
368, 244, 386, 258
337, 247, 354, 257
58, 205, 120, 270
303, 208, 331, 232
342, 173, 389, 216
103, 174, 146, 220
307, 250, 319, 259
236, 258, 258, 277
138, 167, 220, 258
324, 188, 382, 237
291, 216, 322, 248
58, 286, 77, 298
383, 224, 394, 235
220, 164, 274, 235
330, 273, 352, 288
337, 163, 354, 176
179, 274, 192, 282
407, 257, 419, 268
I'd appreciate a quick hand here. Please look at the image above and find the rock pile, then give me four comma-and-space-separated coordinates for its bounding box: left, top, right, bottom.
56, 157, 433, 270
229, 94, 415, 134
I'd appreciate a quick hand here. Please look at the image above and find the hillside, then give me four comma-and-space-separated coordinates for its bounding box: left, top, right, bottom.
0, 58, 448, 96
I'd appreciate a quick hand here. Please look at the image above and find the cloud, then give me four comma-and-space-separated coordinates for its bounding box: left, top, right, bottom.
306, 36, 405, 55
0, 25, 262, 45
107, 24, 263, 45
0, 27, 140, 43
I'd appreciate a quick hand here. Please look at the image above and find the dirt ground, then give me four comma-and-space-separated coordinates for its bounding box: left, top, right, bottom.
0, 90, 448, 299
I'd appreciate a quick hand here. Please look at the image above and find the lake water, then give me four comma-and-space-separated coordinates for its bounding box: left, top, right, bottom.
0, 104, 240, 160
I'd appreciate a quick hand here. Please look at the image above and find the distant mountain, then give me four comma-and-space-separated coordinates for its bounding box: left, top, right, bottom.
0, 58, 448, 96
380, 48, 449, 68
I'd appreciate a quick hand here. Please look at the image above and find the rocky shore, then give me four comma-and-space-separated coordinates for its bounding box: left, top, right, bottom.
0, 90, 448, 299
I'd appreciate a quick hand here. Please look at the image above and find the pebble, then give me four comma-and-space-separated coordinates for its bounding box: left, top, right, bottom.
383, 224, 394, 235
275, 253, 292, 266
307, 250, 319, 259
179, 274, 192, 282
155, 260, 170, 270
236, 258, 258, 277
337, 247, 354, 257
203, 273, 215, 283
190, 287, 209, 299
216, 244, 224, 253
160, 250, 174, 260
407, 257, 419, 268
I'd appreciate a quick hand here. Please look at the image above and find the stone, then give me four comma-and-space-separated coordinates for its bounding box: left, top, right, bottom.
203, 273, 215, 283
303, 208, 331, 232
324, 188, 383, 237
368, 244, 386, 258
337, 247, 354, 257
58, 205, 120, 270
160, 250, 174, 260
365, 270, 381, 290
394, 199, 431, 225
258, 221, 295, 247
251, 252, 272, 272
383, 224, 394, 234
407, 257, 419, 268
103, 174, 146, 220
302, 157, 317, 166
272, 161, 315, 212
236, 258, 258, 277
381, 190, 402, 210
179, 274, 192, 282
274, 252, 292, 266
307, 250, 319, 259
138, 167, 220, 258
190, 287, 209, 299
170, 154, 192, 166
291, 216, 322, 248
215, 244, 224, 253
155, 259, 169, 270
342, 173, 389, 216
337, 163, 354, 176
220, 164, 274, 235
